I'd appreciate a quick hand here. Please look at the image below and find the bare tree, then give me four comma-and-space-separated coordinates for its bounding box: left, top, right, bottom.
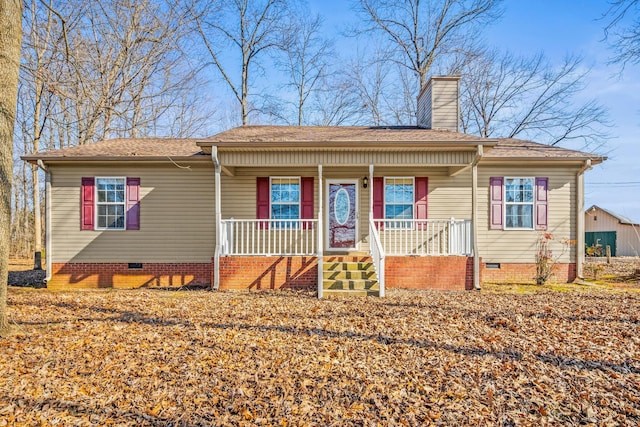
20, 0, 68, 269
10, 0, 209, 263
354, 0, 502, 93
459, 50, 610, 149
191, 0, 289, 125
311, 75, 364, 126
603, 0, 640, 66
277, 12, 332, 125
65, 0, 198, 144
0, 0, 22, 334
344, 45, 393, 126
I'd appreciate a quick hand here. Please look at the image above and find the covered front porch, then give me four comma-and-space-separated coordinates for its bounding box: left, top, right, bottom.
201, 140, 484, 296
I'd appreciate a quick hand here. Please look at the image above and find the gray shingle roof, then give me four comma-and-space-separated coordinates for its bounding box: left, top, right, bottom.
22, 126, 605, 163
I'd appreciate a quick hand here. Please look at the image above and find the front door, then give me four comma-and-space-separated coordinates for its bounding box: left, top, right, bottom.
327, 180, 358, 250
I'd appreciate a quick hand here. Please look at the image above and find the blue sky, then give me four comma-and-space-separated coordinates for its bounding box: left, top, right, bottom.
483, 1, 640, 223
307, 0, 640, 222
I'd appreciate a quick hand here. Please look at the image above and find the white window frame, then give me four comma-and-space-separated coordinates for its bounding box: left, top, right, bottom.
384, 176, 415, 229
503, 176, 535, 230
95, 176, 127, 231
269, 176, 301, 226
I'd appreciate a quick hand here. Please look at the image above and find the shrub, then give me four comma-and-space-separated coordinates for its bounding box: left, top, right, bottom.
535, 233, 572, 285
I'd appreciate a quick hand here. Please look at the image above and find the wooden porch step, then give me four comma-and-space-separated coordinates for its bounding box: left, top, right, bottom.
323, 255, 372, 263
323, 261, 374, 271
322, 279, 379, 291
320, 257, 380, 297
323, 269, 376, 280
323, 289, 380, 297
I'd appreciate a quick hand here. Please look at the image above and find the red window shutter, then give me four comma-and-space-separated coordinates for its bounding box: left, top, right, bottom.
373, 177, 384, 229
300, 177, 314, 229
126, 177, 141, 230
535, 177, 548, 230
256, 177, 270, 229
490, 177, 504, 230
415, 177, 428, 230
81, 177, 95, 230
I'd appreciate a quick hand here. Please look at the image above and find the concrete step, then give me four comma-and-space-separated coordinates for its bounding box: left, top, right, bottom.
322, 289, 380, 297
322, 279, 379, 291
323, 269, 376, 280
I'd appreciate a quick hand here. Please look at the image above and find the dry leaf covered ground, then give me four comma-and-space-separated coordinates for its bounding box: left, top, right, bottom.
1, 286, 639, 426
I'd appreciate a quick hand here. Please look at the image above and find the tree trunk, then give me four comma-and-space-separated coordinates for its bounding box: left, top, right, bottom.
0, 0, 23, 334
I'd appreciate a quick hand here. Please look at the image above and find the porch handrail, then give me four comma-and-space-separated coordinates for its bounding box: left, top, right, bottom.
220, 218, 318, 256
373, 218, 472, 256
369, 218, 385, 297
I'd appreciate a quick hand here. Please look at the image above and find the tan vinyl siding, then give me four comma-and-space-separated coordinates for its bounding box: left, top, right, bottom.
50, 163, 215, 263
417, 77, 459, 131
432, 83, 458, 131
225, 166, 477, 253
477, 166, 577, 264
218, 150, 475, 167
49, 161, 579, 265
222, 167, 371, 252
417, 86, 432, 128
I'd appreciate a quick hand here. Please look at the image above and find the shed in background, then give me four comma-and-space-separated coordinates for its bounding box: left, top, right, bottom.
585, 205, 640, 257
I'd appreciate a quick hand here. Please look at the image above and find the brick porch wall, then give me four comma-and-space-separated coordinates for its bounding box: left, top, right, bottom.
48, 262, 211, 289
217, 256, 318, 290
384, 256, 475, 291
481, 263, 577, 284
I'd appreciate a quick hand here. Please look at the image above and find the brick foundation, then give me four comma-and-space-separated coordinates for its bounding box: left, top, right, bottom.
47, 258, 577, 291
217, 256, 318, 290
384, 256, 475, 290
481, 263, 577, 284
48, 262, 211, 289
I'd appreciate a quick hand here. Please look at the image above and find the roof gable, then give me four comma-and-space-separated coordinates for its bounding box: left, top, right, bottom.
587, 205, 639, 226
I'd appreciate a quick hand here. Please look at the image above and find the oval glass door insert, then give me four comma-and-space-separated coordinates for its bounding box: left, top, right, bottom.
334, 188, 350, 225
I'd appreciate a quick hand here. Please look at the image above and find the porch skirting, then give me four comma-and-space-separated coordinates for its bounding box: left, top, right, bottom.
47, 262, 212, 289
217, 256, 318, 290
482, 263, 577, 284
385, 256, 476, 291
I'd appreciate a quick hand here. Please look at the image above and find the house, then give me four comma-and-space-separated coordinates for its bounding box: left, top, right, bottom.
23, 76, 606, 295
585, 205, 640, 256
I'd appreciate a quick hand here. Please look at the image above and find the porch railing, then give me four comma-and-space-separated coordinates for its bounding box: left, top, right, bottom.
369, 218, 385, 297
220, 219, 318, 256
373, 218, 472, 256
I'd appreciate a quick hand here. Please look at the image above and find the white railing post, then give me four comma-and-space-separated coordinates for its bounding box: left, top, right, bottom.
448, 217, 455, 255
369, 218, 385, 297
317, 165, 323, 298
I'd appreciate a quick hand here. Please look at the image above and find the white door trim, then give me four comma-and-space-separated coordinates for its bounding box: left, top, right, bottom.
325, 179, 359, 252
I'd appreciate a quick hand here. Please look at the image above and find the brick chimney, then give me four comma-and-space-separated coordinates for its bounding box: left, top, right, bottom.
417, 75, 460, 132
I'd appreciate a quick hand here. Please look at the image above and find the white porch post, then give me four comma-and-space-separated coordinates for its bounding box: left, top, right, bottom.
576, 160, 591, 279
472, 145, 483, 290
369, 164, 374, 222
212, 147, 222, 290
317, 164, 323, 298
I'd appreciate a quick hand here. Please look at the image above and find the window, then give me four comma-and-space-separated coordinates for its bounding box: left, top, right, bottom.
504, 177, 534, 229
96, 177, 126, 230
81, 177, 140, 231
270, 177, 300, 226
385, 177, 414, 228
